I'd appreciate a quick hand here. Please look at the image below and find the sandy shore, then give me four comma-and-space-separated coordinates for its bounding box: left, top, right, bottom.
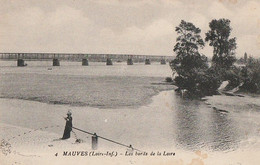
1, 90, 260, 165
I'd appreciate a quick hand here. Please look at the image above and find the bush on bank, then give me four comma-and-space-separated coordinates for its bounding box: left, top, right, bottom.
170, 19, 260, 98
239, 58, 260, 94
170, 61, 221, 98
170, 57, 260, 98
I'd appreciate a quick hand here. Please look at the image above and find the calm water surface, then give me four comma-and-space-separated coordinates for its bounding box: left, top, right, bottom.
0, 60, 259, 151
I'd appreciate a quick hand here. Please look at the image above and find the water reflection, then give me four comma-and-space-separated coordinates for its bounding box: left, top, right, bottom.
0, 61, 257, 151
209, 110, 239, 151
171, 93, 239, 151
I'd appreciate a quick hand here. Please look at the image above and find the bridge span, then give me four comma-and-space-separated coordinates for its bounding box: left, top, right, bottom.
0, 53, 173, 66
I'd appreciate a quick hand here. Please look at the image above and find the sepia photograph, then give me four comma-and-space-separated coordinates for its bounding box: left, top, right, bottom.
0, 0, 260, 164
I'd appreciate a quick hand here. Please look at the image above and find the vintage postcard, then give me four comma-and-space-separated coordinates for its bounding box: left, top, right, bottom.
0, 0, 260, 164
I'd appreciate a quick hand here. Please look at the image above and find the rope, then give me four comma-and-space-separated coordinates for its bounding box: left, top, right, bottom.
71, 126, 143, 152
3, 119, 143, 153
71, 130, 78, 140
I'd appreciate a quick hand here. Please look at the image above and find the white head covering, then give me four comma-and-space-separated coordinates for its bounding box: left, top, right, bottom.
67, 110, 72, 116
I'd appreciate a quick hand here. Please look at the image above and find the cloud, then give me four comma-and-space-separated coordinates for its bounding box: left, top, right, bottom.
0, 0, 259, 57
231, 0, 260, 56
0, 5, 93, 53
208, 1, 234, 20
238, 35, 259, 56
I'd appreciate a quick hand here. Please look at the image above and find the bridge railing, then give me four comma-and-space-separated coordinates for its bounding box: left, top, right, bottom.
0, 53, 174, 67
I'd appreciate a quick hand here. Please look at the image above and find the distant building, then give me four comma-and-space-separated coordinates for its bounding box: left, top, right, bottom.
244, 52, 248, 62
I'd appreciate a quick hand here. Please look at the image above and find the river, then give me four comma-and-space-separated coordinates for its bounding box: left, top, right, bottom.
0, 60, 260, 152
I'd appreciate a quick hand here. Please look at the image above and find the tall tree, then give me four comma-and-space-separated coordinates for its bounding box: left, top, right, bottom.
171, 20, 213, 96
205, 19, 236, 69
172, 20, 207, 75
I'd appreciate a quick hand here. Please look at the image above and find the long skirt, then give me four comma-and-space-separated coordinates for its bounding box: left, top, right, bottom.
62, 123, 72, 139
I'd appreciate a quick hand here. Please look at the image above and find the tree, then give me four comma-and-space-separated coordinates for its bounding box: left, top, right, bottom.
205, 19, 236, 69
172, 20, 207, 75
170, 20, 218, 97
239, 57, 260, 93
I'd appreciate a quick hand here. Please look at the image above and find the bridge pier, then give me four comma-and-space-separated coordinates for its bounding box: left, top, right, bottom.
145, 59, 151, 65
82, 58, 89, 66
106, 58, 113, 65
127, 58, 133, 65
53, 58, 60, 66
127, 55, 133, 65
17, 54, 26, 67
17, 59, 26, 67
160, 58, 166, 65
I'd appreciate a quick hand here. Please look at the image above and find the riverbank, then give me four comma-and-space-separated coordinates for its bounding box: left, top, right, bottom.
1, 90, 260, 164
1, 61, 260, 164
0, 61, 174, 109
204, 93, 260, 113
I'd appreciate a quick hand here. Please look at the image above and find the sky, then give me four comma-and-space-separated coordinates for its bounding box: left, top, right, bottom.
0, 0, 259, 58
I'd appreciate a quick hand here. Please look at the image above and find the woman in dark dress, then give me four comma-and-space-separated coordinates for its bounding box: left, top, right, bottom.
62, 111, 73, 139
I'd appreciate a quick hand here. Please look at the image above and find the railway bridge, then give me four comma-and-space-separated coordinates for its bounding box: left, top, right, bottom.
0, 53, 173, 66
